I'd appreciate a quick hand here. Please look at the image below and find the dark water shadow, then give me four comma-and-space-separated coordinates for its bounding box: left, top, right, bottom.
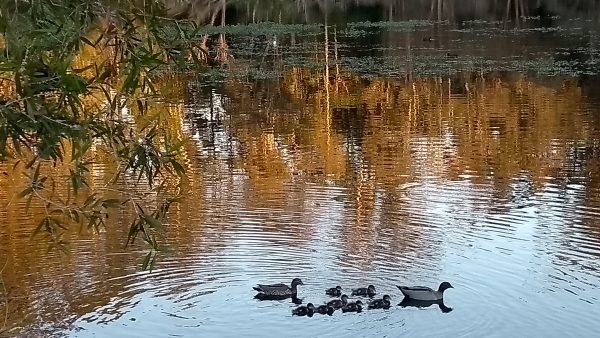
398, 298, 453, 313
254, 294, 303, 304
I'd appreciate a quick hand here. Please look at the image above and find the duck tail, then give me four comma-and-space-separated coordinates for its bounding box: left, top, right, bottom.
253, 286, 262, 292
396, 286, 409, 297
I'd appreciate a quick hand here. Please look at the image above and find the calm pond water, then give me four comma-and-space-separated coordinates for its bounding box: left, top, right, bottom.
2, 7, 600, 338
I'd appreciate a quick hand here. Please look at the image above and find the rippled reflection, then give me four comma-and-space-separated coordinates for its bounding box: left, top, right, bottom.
3, 34, 600, 338
398, 298, 453, 313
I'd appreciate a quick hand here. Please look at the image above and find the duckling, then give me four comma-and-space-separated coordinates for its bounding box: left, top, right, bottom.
351, 285, 376, 297
327, 294, 349, 309
292, 303, 315, 317
341, 300, 363, 313
325, 285, 342, 297
368, 295, 391, 309
397, 281, 453, 301
316, 304, 336, 315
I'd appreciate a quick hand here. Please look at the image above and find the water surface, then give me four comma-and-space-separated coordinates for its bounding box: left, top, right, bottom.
2, 11, 600, 338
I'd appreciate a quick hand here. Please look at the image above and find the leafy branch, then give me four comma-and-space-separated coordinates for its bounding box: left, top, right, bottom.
0, 0, 202, 269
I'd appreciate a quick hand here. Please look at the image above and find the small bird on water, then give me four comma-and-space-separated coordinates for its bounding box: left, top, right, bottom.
351, 285, 376, 297
368, 295, 391, 309
292, 303, 315, 317
341, 300, 363, 313
327, 294, 349, 309
325, 285, 342, 297
316, 304, 335, 315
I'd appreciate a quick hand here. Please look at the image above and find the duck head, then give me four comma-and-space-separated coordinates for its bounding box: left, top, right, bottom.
335, 285, 342, 290
291, 278, 304, 287
355, 300, 363, 306
382, 295, 391, 302
438, 282, 453, 293
367, 285, 376, 291
340, 294, 349, 303
306, 303, 315, 311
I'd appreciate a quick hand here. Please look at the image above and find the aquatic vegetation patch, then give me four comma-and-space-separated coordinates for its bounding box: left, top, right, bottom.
346, 20, 432, 29
341, 20, 431, 37
159, 19, 599, 80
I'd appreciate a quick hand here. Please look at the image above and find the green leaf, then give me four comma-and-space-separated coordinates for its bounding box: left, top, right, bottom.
32, 217, 49, 238
61, 73, 87, 94
70, 209, 80, 223
17, 187, 33, 199
25, 194, 34, 213
25, 156, 38, 169
72, 63, 95, 74
136, 99, 144, 114
171, 160, 185, 177
142, 213, 162, 229
32, 163, 41, 182
126, 218, 139, 246
49, 208, 63, 216
102, 198, 121, 208
149, 255, 157, 271
80, 36, 96, 48
83, 192, 98, 207
141, 252, 152, 270
95, 66, 113, 84
12, 160, 21, 172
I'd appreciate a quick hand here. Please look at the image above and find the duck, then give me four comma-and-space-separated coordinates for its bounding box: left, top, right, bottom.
397, 281, 453, 301
327, 294, 349, 309
253, 278, 304, 297
325, 285, 342, 297
292, 303, 315, 317
316, 304, 335, 315
341, 300, 363, 313
351, 285, 376, 297
368, 295, 391, 309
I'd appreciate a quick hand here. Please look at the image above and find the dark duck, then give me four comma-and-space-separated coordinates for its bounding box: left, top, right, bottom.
325, 285, 342, 297
316, 305, 335, 315
292, 303, 315, 317
368, 295, 391, 309
327, 294, 349, 309
341, 300, 363, 313
351, 285, 376, 297
253, 278, 304, 300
